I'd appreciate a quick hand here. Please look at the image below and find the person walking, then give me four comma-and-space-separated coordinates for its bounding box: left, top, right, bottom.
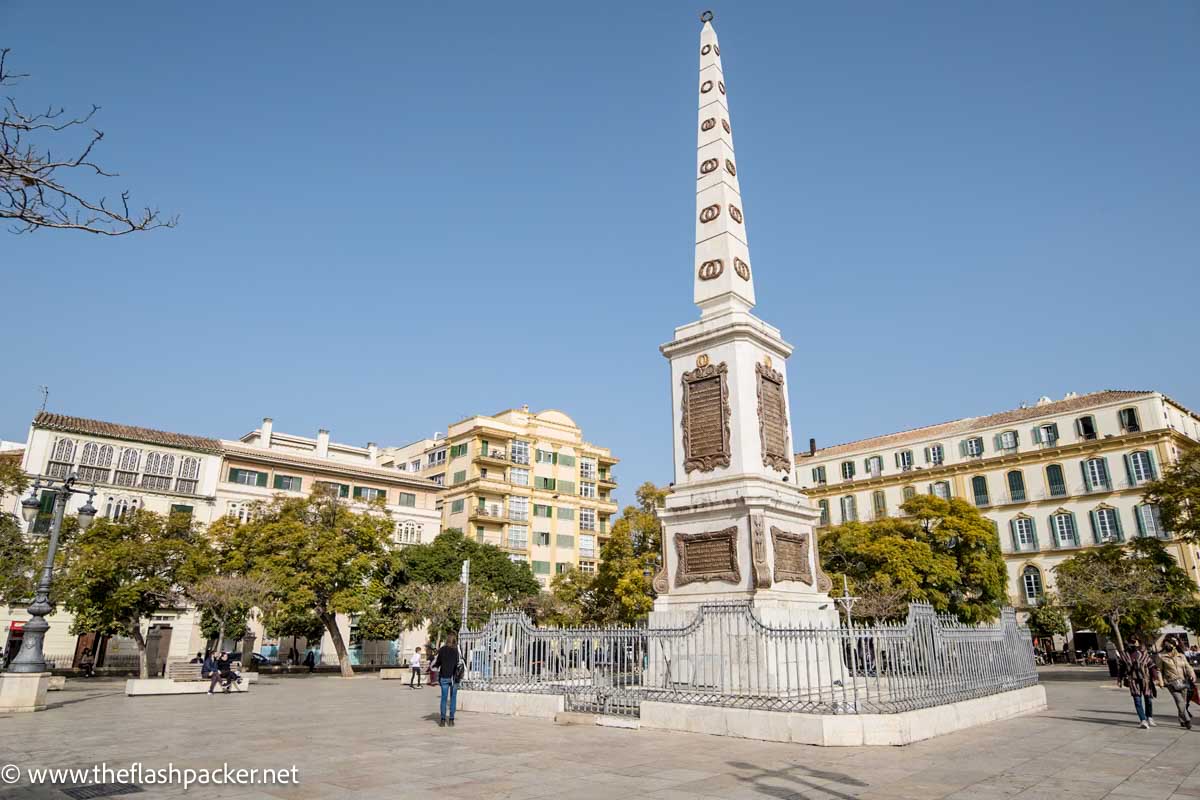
206, 651, 225, 695
431, 635, 461, 727
409, 646, 423, 689
304, 649, 316, 673
78, 648, 95, 678
1158, 637, 1196, 729
1118, 638, 1160, 729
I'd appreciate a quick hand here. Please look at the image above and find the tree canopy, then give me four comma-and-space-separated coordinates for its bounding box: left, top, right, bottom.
1143, 447, 1200, 544
0, 460, 36, 605
820, 496, 1008, 623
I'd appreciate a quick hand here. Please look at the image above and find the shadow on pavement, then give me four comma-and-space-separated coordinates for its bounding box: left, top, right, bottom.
727, 760, 869, 800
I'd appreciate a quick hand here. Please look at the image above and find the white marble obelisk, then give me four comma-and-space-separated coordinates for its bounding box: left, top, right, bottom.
652, 12, 836, 631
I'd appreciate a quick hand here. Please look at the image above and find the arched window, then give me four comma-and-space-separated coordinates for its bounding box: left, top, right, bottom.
1011, 517, 1037, 551
872, 490, 887, 519
1050, 511, 1078, 548
1022, 566, 1043, 605
902, 485, 916, 501
104, 496, 115, 518
141, 452, 175, 490
1125, 451, 1156, 485
78, 442, 114, 483
931, 481, 951, 500
111, 497, 139, 521
115, 448, 141, 487
1083, 458, 1112, 492
47, 437, 76, 477
227, 502, 251, 523
1006, 470, 1026, 502
396, 520, 422, 545
840, 495, 857, 523
1090, 506, 1122, 543
971, 476, 989, 506
177, 456, 201, 494
1045, 464, 1066, 497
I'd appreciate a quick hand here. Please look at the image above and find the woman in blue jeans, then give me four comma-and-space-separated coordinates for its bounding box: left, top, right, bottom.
431, 634, 460, 727
1118, 638, 1160, 729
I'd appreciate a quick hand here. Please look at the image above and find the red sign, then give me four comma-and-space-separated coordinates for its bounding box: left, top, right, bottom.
8, 622, 24, 632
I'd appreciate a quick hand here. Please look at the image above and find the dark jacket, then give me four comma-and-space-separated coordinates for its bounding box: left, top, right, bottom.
432, 645, 460, 681
201, 656, 217, 676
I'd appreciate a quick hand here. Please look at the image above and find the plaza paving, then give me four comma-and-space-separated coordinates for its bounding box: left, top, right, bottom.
1, 666, 1198, 800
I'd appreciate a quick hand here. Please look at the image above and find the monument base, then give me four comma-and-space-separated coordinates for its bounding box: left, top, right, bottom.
0, 672, 51, 713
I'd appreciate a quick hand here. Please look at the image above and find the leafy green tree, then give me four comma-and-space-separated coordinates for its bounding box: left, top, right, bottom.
820, 496, 1007, 623
1025, 601, 1069, 639
393, 582, 498, 642
188, 574, 271, 649
580, 482, 668, 625
1054, 538, 1197, 649
1143, 447, 1200, 544
392, 529, 539, 599
0, 461, 36, 605
57, 509, 207, 678
217, 489, 395, 677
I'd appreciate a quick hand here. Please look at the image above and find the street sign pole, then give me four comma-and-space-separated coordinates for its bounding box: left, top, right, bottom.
460, 559, 471, 632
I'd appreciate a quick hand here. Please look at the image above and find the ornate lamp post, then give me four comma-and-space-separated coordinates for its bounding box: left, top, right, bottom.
7, 474, 97, 674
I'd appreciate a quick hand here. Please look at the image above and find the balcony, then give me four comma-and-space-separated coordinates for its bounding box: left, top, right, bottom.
598, 474, 617, 487
469, 504, 506, 523
476, 449, 510, 466
508, 509, 529, 522
597, 495, 619, 508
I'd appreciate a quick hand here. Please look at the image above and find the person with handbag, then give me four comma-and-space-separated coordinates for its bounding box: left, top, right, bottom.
1117, 638, 1160, 729
1157, 636, 1196, 730
431, 634, 462, 728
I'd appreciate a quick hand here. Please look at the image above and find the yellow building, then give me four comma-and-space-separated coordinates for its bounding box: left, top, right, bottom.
796, 390, 1200, 644
380, 406, 618, 585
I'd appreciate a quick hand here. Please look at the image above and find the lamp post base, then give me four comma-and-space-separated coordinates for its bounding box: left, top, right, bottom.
0, 672, 51, 713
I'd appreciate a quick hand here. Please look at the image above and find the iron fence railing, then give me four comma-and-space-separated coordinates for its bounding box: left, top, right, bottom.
459, 602, 1036, 718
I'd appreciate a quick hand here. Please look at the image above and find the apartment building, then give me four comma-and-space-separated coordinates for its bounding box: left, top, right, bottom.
380, 406, 619, 585
796, 390, 1200, 623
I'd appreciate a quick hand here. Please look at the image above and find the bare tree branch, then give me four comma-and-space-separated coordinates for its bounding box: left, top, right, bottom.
0, 47, 177, 235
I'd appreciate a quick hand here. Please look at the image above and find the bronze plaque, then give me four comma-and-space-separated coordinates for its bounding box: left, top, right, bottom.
771, 527, 812, 585
681, 361, 731, 473
675, 527, 740, 587
756, 362, 790, 471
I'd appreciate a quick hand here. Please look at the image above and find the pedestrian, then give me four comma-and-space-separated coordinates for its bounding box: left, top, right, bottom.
425, 641, 437, 685
206, 651, 224, 695
304, 649, 316, 673
409, 646, 423, 689
1118, 638, 1160, 729
79, 648, 94, 678
288, 645, 299, 665
190, 651, 204, 664
431, 634, 461, 728
1157, 637, 1195, 730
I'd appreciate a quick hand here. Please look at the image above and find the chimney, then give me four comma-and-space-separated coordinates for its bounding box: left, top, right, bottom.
316, 429, 330, 458
521, 404, 529, 413
261, 417, 273, 448
808, 438, 816, 456
367, 442, 378, 461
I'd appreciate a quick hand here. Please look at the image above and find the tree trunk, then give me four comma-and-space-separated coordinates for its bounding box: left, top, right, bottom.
320, 611, 354, 678
217, 617, 227, 652
129, 623, 149, 680
1066, 616, 1078, 664
1109, 615, 1124, 651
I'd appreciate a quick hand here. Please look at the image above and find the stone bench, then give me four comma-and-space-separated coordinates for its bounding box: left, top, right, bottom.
126, 660, 254, 696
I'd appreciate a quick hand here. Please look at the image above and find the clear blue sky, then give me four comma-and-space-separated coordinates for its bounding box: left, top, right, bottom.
4, 1, 1198, 503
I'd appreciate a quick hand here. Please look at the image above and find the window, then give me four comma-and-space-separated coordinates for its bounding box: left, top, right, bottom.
840, 495, 857, 523
1007, 470, 1026, 502
398, 492, 416, 507
117, 447, 141, 474
410, 460, 421, 471
931, 481, 951, 500
1051, 513, 1078, 548
997, 430, 1018, 451
274, 474, 302, 492
142, 452, 176, 491
1035, 423, 1059, 446
511, 441, 531, 465
228, 468, 268, 487
963, 437, 984, 457
896, 450, 913, 470
77, 442, 114, 484
1022, 566, 1043, 605
449, 443, 469, 458
558, 454, 576, 468
817, 499, 829, 526
507, 525, 528, 549
872, 490, 886, 518
226, 501, 250, 523
865, 456, 883, 477
533, 504, 553, 518
475, 526, 485, 542
316, 481, 350, 498
812, 465, 827, 484
556, 534, 574, 549
971, 476, 989, 506
580, 507, 596, 530
1136, 505, 1165, 538
532, 561, 551, 575
451, 499, 465, 513
580, 481, 596, 498
902, 485, 916, 501
580, 458, 597, 480
1126, 451, 1155, 484
557, 507, 575, 521
534, 531, 550, 546
509, 554, 528, 565
169, 504, 194, 519
557, 480, 576, 495
1012, 517, 1037, 551
1091, 507, 1122, 543
841, 461, 855, 480
430, 474, 445, 487
396, 520, 422, 545
354, 486, 386, 502
579, 534, 596, 558
452, 470, 466, 485
579, 561, 596, 574
509, 496, 529, 521
925, 444, 944, 465
51, 437, 76, 464
536, 449, 557, 465
176, 456, 201, 494
510, 467, 530, 486
1046, 464, 1067, 497
1118, 408, 1140, 433
427, 450, 447, 466
535, 477, 557, 490
1076, 416, 1097, 440
1083, 458, 1111, 491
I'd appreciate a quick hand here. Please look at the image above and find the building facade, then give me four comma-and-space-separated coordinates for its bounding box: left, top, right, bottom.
379, 406, 619, 586
795, 391, 1200, 631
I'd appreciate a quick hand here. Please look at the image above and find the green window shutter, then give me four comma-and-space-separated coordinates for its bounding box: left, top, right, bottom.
1134, 505, 1145, 537
1101, 457, 1111, 488
1123, 454, 1134, 486
256, 471, 267, 487
228, 468, 238, 482
1067, 512, 1078, 546
1080, 461, 1092, 492
1008, 519, 1018, 550
353, 486, 363, 499
993, 434, 1002, 450
1029, 518, 1038, 548
1088, 510, 1100, 544
1113, 509, 1124, 541
1147, 450, 1158, 480
273, 474, 286, 490
1031, 427, 1042, 444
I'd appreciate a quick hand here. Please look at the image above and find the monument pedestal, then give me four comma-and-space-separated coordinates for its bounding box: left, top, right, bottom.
0, 672, 51, 713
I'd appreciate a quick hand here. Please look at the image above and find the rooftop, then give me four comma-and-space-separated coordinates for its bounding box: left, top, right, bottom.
33, 412, 223, 454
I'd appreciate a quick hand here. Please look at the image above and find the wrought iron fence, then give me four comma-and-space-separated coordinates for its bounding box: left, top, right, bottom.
459, 602, 1036, 718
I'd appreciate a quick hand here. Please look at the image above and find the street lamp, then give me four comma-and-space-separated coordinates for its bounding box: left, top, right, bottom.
6, 473, 97, 675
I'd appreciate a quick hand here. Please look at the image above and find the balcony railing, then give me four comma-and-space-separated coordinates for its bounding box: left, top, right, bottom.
477, 449, 510, 463
471, 504, 506, 521
508, 509, 529, 522
598, 474, 617, 485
